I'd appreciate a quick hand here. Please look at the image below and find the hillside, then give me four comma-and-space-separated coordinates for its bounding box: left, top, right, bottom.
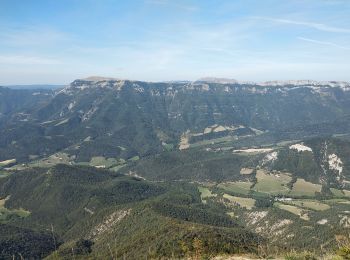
2, 78, 350, 258
2, 144, 350, 258
0, 164, 261, 259
1, 78, 350, 164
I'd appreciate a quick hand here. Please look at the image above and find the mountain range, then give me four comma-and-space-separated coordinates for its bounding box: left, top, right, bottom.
1, 77, 350, 259
2, 77, 350, 163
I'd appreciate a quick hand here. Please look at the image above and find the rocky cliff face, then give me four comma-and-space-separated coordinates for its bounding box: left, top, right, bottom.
1, 77, 350, 162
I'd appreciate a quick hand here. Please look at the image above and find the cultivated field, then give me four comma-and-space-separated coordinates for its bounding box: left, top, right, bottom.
0, 197, 6, 208
274, 202, 309, 220
0, 159, 16, 167
90, 156, 119, 168
289, 178, 322, 197
198, 186, 216, 203
240, 168, 254, 175
218, 181, 253, 195
223, 194, 256, 209
0, 171, 10, 178
286, 199, 330, 211
28, 152, 72, 167
331, 188, 345, 197
324, 198, 350, 205
343, 190, 350, 197
253, 170, 292, 195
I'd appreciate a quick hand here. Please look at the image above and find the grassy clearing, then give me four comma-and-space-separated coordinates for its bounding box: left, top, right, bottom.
240, 168, 254, 175
330, 188, 350, 198
129, 156, 140, 162
289, 178, 322, 197
286, 200, 330, 211
227, 212, 235, 217
276, 140, 300, 147
54, 118, 69, 126
0, 159, 16, 167
89, 157, 127, 170
198, 186, 216, 203
218, 181, 252, 195
233, 148, 273, 154
0, 197, 6, 208
90, 156, 118, 168
29, 152, 72, 167
179, 133, 190, 150
110, 164, 127, 172
190, 135, 236, 148
343, 190, 350, 198
29, 155, 39, 160
324, 198, 350, 205
223, 194, 255, 209
253, 170, 292, 195
331, 188, 345, 197
162, 143, 174, 151
339, 201, 350, 205
117, 145, 126, 151
274, 202, 309, 220
0, 196, 30, 222
0, 171, 11, 178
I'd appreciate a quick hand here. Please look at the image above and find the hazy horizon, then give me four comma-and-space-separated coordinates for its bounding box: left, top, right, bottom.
3, 76, 350, 87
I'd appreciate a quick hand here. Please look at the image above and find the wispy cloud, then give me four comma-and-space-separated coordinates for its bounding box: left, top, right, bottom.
255, 17, 350, 33
0, 26, 70, 47
1, 1, 350, 83
298, 37, 350, 50
0, 55, 61, 65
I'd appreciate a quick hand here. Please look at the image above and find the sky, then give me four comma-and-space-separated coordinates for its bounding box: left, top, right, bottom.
0, 0, 350, 84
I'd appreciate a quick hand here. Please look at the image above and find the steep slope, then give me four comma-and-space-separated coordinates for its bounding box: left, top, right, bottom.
2, 78, 350, 258
264, 138, 350, 188
0, 164, 261, 259
0, 165, 164, 235
2, 78, 350, 164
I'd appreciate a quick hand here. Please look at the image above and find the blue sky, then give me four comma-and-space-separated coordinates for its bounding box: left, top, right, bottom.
0, 0, 350, 84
